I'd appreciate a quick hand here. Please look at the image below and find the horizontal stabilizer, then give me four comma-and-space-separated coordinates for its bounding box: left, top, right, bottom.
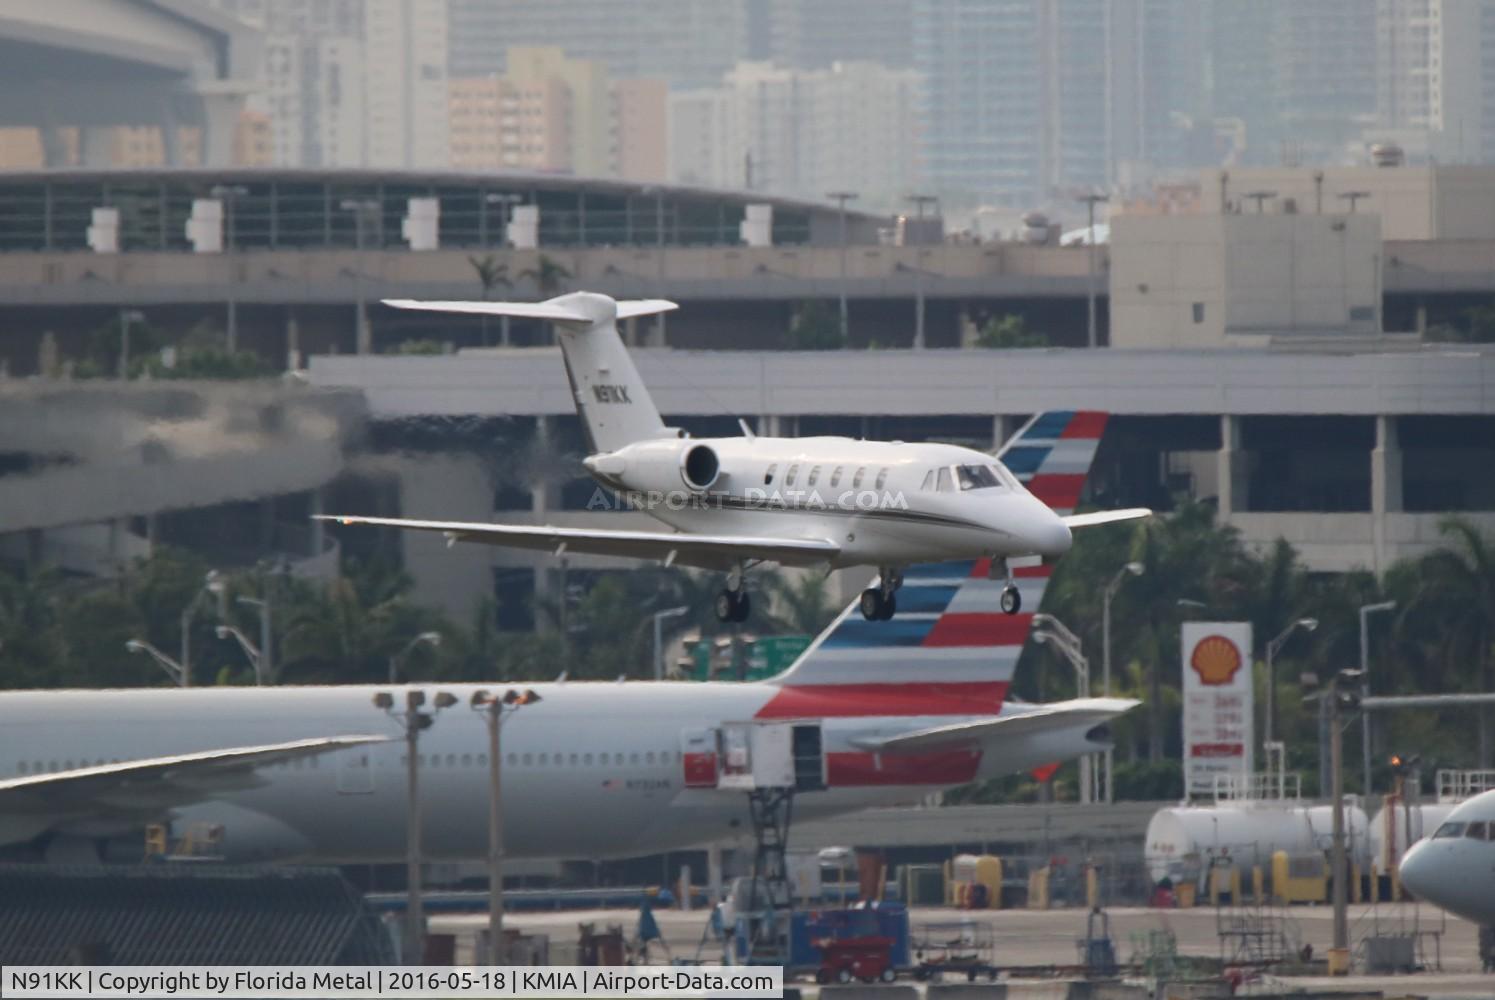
1062, 508, 1152, 529
381, 297, 679, 323
850, 697, 1138, 754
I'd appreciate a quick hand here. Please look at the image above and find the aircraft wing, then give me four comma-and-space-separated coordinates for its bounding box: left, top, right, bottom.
851, 698, 1138, 755
1061, 508, 1152, 529
317, 514, 840, 571
0, 735, 388, 822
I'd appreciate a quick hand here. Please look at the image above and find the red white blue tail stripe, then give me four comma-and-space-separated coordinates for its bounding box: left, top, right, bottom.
760, 410, 1110, 719
998, 410, 1109, 514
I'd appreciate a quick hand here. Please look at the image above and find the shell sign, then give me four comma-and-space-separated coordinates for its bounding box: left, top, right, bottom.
1181, 621, 1254, 796
1190, 634, 1244, 686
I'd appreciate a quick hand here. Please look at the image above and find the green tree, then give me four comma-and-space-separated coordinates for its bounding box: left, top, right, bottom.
765, 571, 841, 636
469, 254, 513, 346
520, 254, 573, 298
973, 314, 1047, 349
786, 301, 845, 350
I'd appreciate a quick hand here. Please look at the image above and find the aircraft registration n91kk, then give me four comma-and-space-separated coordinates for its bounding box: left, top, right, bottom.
321, 292, 1149, 622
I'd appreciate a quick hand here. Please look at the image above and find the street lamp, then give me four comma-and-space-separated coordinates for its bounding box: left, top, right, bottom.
826, 191, 858, 342
905, 194, 938, 349
390, 632, 442, 684
340, 198, 380, 354
117, 309, 145, 379
1264, 617, 1318, 751
125, 639, 188, 687
471, 687, 541, 963
375, 687, 458, 965
1302, 667, 1362, 973
652, 606, 689, 681
1359, 600, 1397, 795
237, 594, 273, 685
1101, 561, 1143, 802
215, 625, 263, 685
211, 184, 249, 352
1075, 193, 1109, 348
1032, 613, 1094, 803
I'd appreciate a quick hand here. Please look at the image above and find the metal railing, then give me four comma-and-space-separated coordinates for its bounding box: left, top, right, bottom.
1436, 768, 1495, 803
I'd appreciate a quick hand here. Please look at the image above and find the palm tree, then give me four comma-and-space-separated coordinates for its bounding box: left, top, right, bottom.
765, 570, 842, 635
468, 254, 512, 346
521, 254, 573, 298
1401, 517, 1495, 763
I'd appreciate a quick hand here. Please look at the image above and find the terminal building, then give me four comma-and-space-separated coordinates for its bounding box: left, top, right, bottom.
1, 162, 1493, 623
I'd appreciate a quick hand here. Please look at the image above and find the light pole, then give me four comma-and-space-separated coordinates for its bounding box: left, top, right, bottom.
1305, 667, 1362, 973
471, 687, 541, 963
1101, 561, 1144, 802
389, 632, 442, 684
905, 194, 938, 349
1032, 613, 1093, 803
215, 624, 263, 685
1359, 600, 1396, 795
652, 606, 689, 681
211, 184, 248, 353
1264, 617, 1318, 751
340, 198, 380, 354
375, 688, 458, 965
125, 639, 188, 686
826, 191, 858, 343
237, 594, 273, 685
118, 309, 144, 379
1075, 193, 1109, 348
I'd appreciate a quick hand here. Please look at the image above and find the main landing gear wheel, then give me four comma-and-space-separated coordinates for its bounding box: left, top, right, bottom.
859, 588, 897, 621
1000, 584, 1022, 615
714, 588, 751, 623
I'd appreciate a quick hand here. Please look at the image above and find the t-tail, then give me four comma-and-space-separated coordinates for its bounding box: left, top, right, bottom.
759, 411, 1121, 724
382, 292, 677, 453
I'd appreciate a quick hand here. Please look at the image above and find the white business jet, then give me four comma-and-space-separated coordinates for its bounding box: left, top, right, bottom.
321, 293, 1149, 622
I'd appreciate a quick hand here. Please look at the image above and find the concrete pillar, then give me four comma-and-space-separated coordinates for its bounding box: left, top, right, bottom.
992, 414, 1018, 450
1217, 415, 1249, 515
706, 842, 724, 905
158, 99, 181, 166
196, 90, 246, 168
285, 311, 301, 371
1372, 415, 1403, 575
41, 126, 71, 167
759, 415, 782, 438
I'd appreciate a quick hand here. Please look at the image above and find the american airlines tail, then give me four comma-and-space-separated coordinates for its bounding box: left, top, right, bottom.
384, 292, 676, 453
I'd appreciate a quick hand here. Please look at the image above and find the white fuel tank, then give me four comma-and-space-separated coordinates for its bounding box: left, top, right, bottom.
1146, 802, 1370, 883
1368, 801, 1456, 872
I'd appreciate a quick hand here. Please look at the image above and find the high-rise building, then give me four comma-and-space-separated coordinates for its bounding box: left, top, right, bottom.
363, 0, 449, 169
612, 78, 670, 182
669, 60, 921, 207
447, 0, 751, 89
764, 0, 915, 70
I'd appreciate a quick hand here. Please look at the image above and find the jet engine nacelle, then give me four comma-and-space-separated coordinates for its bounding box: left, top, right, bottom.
584, 439, 724, 494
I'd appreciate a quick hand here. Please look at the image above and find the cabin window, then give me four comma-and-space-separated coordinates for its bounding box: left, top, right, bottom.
570, 753, 579, 765
808, 465, 821, 486
646, 751, 655, 764
852, 467, 866, 488
461, 754, 472, 767
875, 468, 889, 490
630, 752, 640, 765
786, 464, 799, 486
920, 470, 934, 491
830, 466, 844, 487
994, 463, 1022, 490
1434, 822, 1466, 839
522, 753, 533, 766
583, 753, 593, 765
936, 468, 953, 492
957, 464, 1002, 490
764, 464, 777, 485
507, 753, 518, 766
478, 754, 487, 766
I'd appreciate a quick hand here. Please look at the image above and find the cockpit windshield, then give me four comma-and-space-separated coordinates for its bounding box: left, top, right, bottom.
956, 464, 1015, 491
1433, 821, 1467, 839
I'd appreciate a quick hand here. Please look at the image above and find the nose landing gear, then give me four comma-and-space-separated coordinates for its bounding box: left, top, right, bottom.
859, 567, 903, 621
990, 558, 1022, 615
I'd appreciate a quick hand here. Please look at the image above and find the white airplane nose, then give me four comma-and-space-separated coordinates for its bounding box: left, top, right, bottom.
1027, 504, 1072, 557
1398, 839, 1432, 898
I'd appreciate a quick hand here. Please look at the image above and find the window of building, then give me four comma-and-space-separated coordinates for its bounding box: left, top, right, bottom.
1192, 302, 1205, 323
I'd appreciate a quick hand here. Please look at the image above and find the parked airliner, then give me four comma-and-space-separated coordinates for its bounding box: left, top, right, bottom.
1399, 788, 1495, 926
322, 292, 1148, 622
0, 426, 1132, 865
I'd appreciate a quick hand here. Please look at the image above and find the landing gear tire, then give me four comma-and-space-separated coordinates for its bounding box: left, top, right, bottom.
715, 588, 751, 623
1000, 584, 1022, 615
859, 587, 897, 621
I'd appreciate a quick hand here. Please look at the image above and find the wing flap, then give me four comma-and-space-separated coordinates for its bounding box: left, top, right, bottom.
316, 514, 839, 570
0, 735, 388, 812
1062, 508, 1152, 529
852, 698, 1138, 754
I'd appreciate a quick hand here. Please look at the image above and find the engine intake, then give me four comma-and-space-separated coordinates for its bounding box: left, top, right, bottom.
680, 443, 721, 492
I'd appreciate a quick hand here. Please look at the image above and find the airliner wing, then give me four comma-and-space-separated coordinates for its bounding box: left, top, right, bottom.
316, 515, 840, 570
851, 698, 1138, 754
0, 736, 388, 815
1061, 508, 1152, 529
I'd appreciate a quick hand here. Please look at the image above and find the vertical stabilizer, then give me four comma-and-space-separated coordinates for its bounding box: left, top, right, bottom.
548, 292, 673, 454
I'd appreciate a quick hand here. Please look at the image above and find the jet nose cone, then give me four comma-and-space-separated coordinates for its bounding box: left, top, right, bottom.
1398, 839, 1433, 898
1026, 506, 1072, 557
